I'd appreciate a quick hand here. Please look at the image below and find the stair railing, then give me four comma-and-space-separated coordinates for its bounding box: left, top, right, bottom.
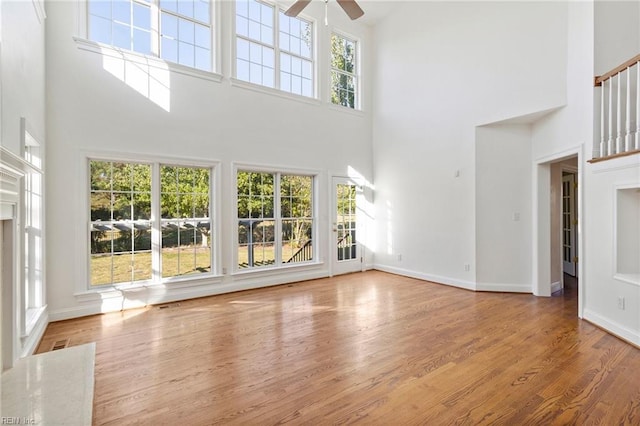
593, 54, 640, 162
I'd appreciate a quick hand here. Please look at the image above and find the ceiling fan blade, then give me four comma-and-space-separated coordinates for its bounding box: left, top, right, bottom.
284, 0, 312, 17
336, 0, 364, 20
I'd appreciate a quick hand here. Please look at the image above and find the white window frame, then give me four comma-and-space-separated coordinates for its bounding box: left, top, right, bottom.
329, 29, 361, 110
232, 0, 317, 100
232, 163, 319, 273
86, 154, 220, 289
21, 119, 46, 337
77, 0, 222, 81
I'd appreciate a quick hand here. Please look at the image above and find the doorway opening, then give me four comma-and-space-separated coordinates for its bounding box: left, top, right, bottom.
534, 149, 582, 317
550, 156, 579, 303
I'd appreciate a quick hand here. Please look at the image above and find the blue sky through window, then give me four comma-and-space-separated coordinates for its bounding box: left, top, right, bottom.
88, 0, 212, 72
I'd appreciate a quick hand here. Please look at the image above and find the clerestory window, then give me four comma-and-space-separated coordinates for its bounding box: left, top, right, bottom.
235, 0, 315, 97
330, 32, 359, 109
88, 0, 213, 72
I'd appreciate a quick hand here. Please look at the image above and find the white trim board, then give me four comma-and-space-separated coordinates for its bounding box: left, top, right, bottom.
583, 309, 640, 348
373, 264, 476, 292
52, 269, 330, 322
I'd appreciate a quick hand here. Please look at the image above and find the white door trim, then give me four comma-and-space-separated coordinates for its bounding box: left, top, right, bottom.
533, 145, 584, 318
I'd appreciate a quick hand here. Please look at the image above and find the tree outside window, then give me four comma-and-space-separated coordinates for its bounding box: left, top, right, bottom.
331, 33, 358, 109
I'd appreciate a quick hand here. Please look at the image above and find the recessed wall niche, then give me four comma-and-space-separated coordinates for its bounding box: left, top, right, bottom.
616, 186, 640, 285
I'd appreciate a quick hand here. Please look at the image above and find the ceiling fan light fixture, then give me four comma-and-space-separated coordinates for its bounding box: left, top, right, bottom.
284, 0, 311, 17
324, 0, 329, 26
336, 0, 365, 20
284, 0, 364, 21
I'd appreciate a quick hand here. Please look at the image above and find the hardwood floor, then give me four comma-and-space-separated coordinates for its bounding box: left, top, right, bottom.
36, 271, 640, 425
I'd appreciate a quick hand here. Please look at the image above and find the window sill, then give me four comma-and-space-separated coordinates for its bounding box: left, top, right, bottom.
73, 37, 223, 84
232, 261, 325, 280
327, 102, 365, 117
23, 306, 47, 338
230, 78, 321, 106
614, 273, 640, 287
74, 274, 225, 302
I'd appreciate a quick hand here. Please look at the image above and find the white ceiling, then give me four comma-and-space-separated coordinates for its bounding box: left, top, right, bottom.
328, 0, 401, 27
357, 1, 400, 26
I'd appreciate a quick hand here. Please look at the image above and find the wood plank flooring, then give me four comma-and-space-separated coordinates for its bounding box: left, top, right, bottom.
36, 271, 640, 425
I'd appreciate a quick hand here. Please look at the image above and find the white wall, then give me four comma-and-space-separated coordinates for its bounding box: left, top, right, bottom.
1, 1, 46, 153
580, 0, 640, 346
475, 124, 532, 292
0, 0, 48, 362
583, 159, 640, 345
594, 0, 640, 76
45, 1, 374, 319
372, 1, 567, 289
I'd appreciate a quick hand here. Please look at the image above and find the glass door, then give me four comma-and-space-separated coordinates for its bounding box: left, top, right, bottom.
332, 177, 362, 275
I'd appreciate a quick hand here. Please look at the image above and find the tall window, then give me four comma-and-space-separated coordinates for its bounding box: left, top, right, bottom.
237, 170, 313, 269
88, 0, 213, 72
89, 159, 214, 286
160, 165, 211, 277
280, 175, 313, 263
23, 135, 44, 327
90, 161, 153, 285
279, 13, 313, 96
235, 0, 314, 97
330, 32, 358, 109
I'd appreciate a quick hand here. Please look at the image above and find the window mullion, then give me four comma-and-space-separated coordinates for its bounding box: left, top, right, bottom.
274, 8, 280, 90
151, 162, 162, 282
209, 168, 215, 274
151, 0, 160, 57
274, 173, 282, 266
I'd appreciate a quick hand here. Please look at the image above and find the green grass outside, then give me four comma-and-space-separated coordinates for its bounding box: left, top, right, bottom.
91, 247, 211, 286
91, 243, 313, 286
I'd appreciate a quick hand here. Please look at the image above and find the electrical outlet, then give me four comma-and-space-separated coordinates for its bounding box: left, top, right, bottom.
222, 267, 227, 275
397, 254, 402, 261
464, 264, 470, 272
617, 297, 625, 310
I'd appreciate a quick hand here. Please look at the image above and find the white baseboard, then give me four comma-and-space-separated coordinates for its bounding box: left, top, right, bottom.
373, 264, 476, 291
550, 281, 562, 294
583, 309, 640, 347
476, 282, 532, 293
49, 269, 330, 322
373, 264, 533, 294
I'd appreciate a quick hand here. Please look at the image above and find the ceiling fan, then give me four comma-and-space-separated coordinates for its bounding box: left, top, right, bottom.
284, 0, 365, 21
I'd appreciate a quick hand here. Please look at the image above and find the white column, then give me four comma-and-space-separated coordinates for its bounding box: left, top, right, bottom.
616, 73, 623, 154
598, 80, 605, 158
625, 67, 632, 152
608, 77, 614, 156
636, 61, 640, 150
